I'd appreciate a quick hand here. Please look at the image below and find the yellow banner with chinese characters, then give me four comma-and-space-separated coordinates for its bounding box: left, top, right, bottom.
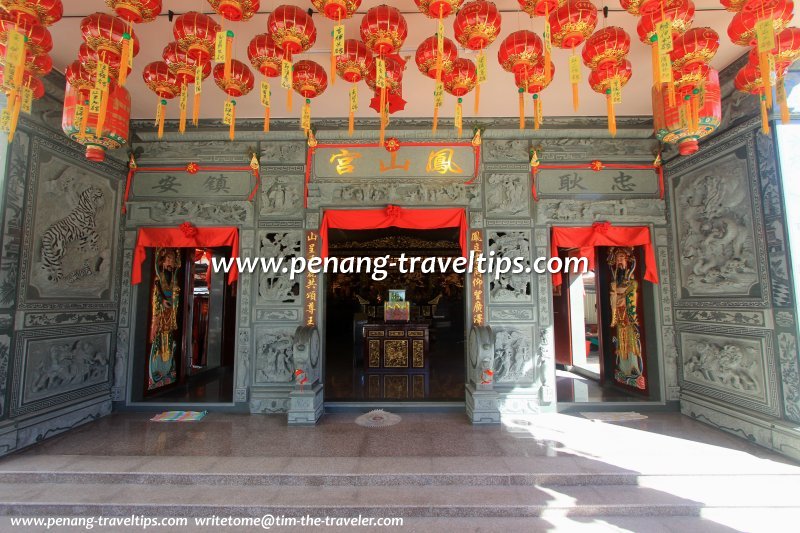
434, 82, 443, 107
659, 54, 673, 84
755, 19, 776, 53
349, 86, 358, 111
194, 66, 203, 94
21, 86, 33, 114
656, 21, 673, 54
477, 53, 487, 84
214, 31, 227, 63
281, 60, 292, 89
222, 100, 234, 125
96, 61, 110, 89
569, 55, 581, 84
89, 89, 102, 114
610, 78, 622, 105
261, 81, 271, 107
333, 24, 345, 56
179, 85, 188, 111
375, 58, 386, 89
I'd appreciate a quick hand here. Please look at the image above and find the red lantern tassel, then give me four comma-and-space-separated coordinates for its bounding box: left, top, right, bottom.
533, 94, 540, 130
455, 98, 463, 138
229, 100, 236, 141
192, 91, 200, 126
651, 41, 660, 92
690, 95, 699, 132
607, 92, 617, 137
119, 25, 131, 87
224, 32, 233, 82
156, 99, 165, 139
264, 105, 270, 132
778, 78, 790, 124
79, 101, 89, 139
518, 89, 525, 130
379, 86, 387, 146
760, 95, 770, 135
96, 87, 109, 138
8, 92, 21, 142
179, 84, 187, 134
287, 87, 293, 112
759, 51, 772, 110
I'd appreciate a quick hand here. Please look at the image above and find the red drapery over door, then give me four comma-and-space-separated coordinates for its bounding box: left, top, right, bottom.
319, 206, 468, 257
132, 225, 240, 285
550, 223, 658, 287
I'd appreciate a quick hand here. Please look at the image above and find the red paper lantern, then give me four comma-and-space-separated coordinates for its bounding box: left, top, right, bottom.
454, 0, 502, 50
588, 59, 632, 92
62, 80, 129, 162
292, 59, 328, 98
207, 0, 259, 22
366, 54, 406, 110
671, 27, 719, 74
107, 0, 161, 24
163, 42, 212, 86
720, 0, 747, 11
312, 0, 362, 20
213, 59, 254, 97
173, 11, 221, 64
65, 59, 97, 95
654, 68, 720, 154
548, 0, 598, 49
518, 0, 564, 17
582, 26, 630, 71
414, 0, 464, 18
0, 63, 43, 97
247, 33, 284, 78
727, 0, 794, 46
143, 60, 179, 98
80, 12, 140, 65
268, 4, 317, 58
445, 58, 477, 96
0, 42, 51, 75
1, 0, 62, 27
336, 39, 372, 83
637, 0, 695, 44
360, 4, 407, 56
748, 27, 800, 74
416, 35, 458, 80
498, 30, 543, 74
0, 13, 53, 55
79, 43, 129, 78
515, 59, 555, 93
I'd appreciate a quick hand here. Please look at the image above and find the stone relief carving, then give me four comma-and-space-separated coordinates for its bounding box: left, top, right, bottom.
260, 177, 302, 217
675, 309, 764, 326
0, 335, 9, 417
533, 326, 553, 401
254, 327, 295, 384
485, 174, 529, 216
23, 333, 111, 403
682, 335, 764, 398
27, 159, 117, 300
138, 140, 252, 163
539, 138, 657, 161
775, 311, 794, 328
535, 199, 666, 224
237, 328, 250, 392
257, 231, 301, 304
674, 155, 758, 297
261, 142, 306, 164
112, 328, 128, 401
256, 308, 300, 322
250, 398, 290, 414
483, 140, 528, 162
309, 180, 479, 208
777, 332, 800, 423
490, 307, 534, 322
488, 231, 531, 302
126, 201, 253, 225
24, 311, 115, 328
493, 328, 533, 383
0, 130, 28, 308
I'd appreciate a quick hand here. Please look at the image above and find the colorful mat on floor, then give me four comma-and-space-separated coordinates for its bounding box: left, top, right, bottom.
580, 412, 648, 423
150, 410, 207, 422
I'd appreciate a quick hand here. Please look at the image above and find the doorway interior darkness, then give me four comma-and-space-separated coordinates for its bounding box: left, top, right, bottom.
554, 246, 650, 403
324, 227, 466, 402
136, 247, 236, 403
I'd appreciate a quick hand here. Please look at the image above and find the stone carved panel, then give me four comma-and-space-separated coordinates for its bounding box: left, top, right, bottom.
538, 138, 657, 162
490, 307, 535, 322
535, 199, 666, 224
257, 231, 301, 304
488, 231, 531, 302
22, 144, 120, 301
236, 328, 250, 395
260, 176, 303, 217
777, 332, 800, 422
260, 142, 306, 165
493, 327, 533, 384
485, 174, 530, 216
483, 140, 529, 162
24, 311, 116, 328
0, 130, 28, 308
112, 327, 128, 401
309, 179, 480, 208
125, 201, 253, 226
255, 308, 300, 322
20, 332, 111, 404
0, 334, 9, 417
137, 140, 252, 164
253, 326, 295, 384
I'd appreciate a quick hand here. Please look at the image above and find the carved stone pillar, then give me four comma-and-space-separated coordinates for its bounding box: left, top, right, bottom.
287, 325, 324, 425
465, 325, 500, 424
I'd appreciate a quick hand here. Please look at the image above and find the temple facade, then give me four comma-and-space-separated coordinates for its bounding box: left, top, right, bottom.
0, 54, 798, 463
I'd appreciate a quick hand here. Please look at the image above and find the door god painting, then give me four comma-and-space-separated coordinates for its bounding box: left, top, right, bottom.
608, 247, 647, 390
148, 248, 181, 391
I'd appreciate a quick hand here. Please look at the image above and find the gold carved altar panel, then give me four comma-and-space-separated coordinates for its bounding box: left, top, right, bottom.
362, 324, 429, 370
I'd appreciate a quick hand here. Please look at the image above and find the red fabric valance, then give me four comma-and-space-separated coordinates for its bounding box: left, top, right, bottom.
319, 206, 468, 257
551, 223, 658, 287
132, 225, 240, 285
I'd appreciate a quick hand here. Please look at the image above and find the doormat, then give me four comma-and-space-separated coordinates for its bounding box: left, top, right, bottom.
150, 410, 207, 422
580, 412, 648, 423
355, 410, 401, 428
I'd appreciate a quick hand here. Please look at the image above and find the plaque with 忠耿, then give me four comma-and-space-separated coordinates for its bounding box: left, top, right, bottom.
535, 168, 660, 199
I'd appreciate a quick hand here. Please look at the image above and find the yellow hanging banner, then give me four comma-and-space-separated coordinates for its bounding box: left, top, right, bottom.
437, 20, 444, 54
454, 101, 463, 130
179, 85, 188, 111
96, 62, 110, 89
73, 104, 85, 129
476, 53, 487, 84
194, 66, 203, 94
755, 19, 776, 53
89, 89, 102, 114
261, 81, 271, 107
767, 54, 777, 83
333, 24, 345, 56
0, 109, 10, 132
222, 100, 234, 125
544, 21, 551, 53
375, 58, 386, 89
698, 84, 706, 109
568, 55, 581, 84
21, 86, 33, 114
776, 77, 787, 104
281, 60, 292, 89
678, 104, 688, 130
214, 31, 227, 63
301, 103, 311, 131
434, 82, 444, 107
610, 78, 622, 104
659, 54, 673, 84
656, 22, 673, 54
4, 30, 24, 69
349, 86, 358, 111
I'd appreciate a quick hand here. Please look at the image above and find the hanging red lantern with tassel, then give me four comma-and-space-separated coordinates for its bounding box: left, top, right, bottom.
312, 0, 361, 88
163, 42, 211, 134
549, 0, 598, 112
80, 13, 140, 72
498, 30, 544, 130
106, 1, 161, 86
748, 27, 800, 124
173, 11, 221, 64
445, 57, 476, 137
589, 60, 632, 137
268, 4, 317, 111
2, 0, 62, 26
207, 0, 259, 22
213, 58, 253, 141
582, 26, 630, 72
454, 1, 502, 115
248, 33, 285, 132
416, 34, 458, 133
79, 43, 127, 80
669, 27, 719, 134
515, 58, 554, 130
366, 53, 406, 134
0, 42, 51, 76
142, 60, 179, 139
336, 38, 371, 136
518, 0, 564, 17
654, 67, 720, 154
292, 59, 327, 136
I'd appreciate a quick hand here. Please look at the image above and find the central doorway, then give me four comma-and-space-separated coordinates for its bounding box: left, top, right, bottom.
323, 226, 466, 402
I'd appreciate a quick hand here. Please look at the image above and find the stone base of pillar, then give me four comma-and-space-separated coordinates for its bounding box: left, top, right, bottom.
287, 383, 324, 425
465, 383, 500, 424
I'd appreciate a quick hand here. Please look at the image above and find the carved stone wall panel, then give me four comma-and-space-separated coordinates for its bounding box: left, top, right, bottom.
260, 142, 306, 165
118, 250, 132, 328
538, 138, 657, 162
535, 199, 666, 225
253, 326, 295, 384
0, 130, 29, 310
259, 175, 304, 218
136, 141, 252, 164
125, 201, 253, 226
488, 231, 531, 303
255, 308, 301, 322
256, 231, 302, 305
0, 334, 9, 418
11, 325, 113, 416
483, 140, 529, 162
669, 128, 769, 307
777, 332, 800, 423
308, 179, 480, 209
675, 309, 766, 327
236, 328, 250, 402
489, 307, 535, 322
111, 327, 128, 401
485, 174, 530, 217
493, 326, 534, 384
20, 139, 121, 305
677, 325, 779, 417
23, 311, 116, 328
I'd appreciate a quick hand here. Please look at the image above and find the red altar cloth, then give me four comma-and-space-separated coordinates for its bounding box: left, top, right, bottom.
550, 223, 658, 287
319, 206, 468, 257
131, 226, 240, 285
